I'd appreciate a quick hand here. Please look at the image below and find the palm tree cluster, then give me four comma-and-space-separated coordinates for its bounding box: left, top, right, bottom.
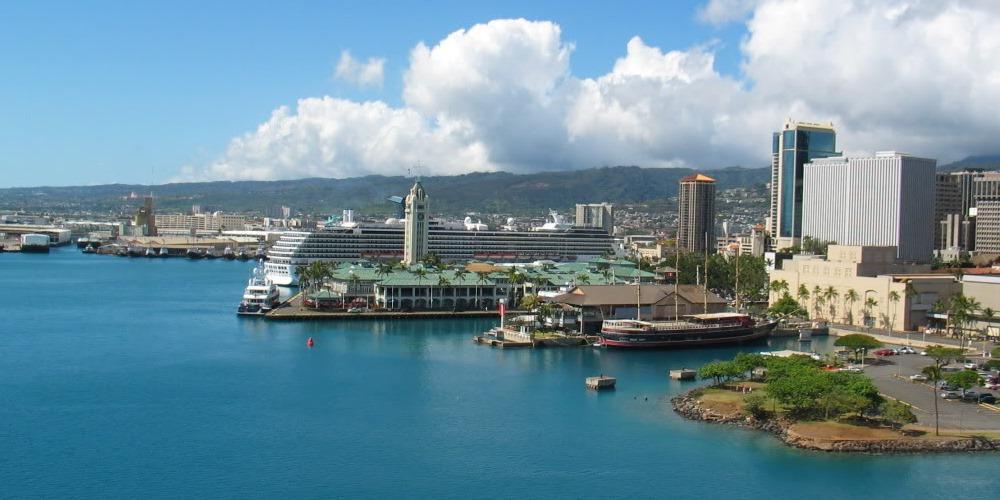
932, 293, 994, 347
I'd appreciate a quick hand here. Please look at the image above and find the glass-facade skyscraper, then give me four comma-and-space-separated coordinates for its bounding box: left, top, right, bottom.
768, 120, 838, 249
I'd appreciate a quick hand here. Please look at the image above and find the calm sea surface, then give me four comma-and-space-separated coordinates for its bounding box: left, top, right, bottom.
2, 248, 999, 498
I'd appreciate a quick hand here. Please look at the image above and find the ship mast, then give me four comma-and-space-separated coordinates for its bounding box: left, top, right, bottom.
635, 258, 642, 321
734, 245, 741, 312
703, 232, 709, 314
673, 236, 679, 319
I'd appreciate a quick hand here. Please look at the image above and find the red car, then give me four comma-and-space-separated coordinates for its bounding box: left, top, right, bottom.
874, 348, 895, 356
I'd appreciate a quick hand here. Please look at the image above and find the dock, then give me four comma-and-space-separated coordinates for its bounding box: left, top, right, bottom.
266, 293, 515, 321
586, 375, 616, 390
669, 369, 697, 380
472, 335, 533, 349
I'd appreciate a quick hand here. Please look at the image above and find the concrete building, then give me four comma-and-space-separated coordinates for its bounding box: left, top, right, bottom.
769, 119, 838, 250
575, 203, 614, 234
540, 284, 726, 334
133, 195, 157, 237
935, 171, 983, 252
973, 172, 1000, 255
769, 245, 959, 331
802, 152, 936, 262
155, 212, 247, 234
677, 173, 716, 254
402, 180, 429, 265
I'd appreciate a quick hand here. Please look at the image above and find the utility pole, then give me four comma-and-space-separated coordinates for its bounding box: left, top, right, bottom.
703, 232, 709, 314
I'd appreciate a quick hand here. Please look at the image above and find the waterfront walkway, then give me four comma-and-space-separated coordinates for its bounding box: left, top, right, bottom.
266, 293, 510, 320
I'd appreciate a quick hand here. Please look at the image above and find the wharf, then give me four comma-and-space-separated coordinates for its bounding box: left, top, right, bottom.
265, 293, 511, 321
586, 375, 616, 390
472, 336, 533, 349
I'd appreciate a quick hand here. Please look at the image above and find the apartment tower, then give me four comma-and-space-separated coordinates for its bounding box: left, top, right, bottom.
677, 174, 716, 254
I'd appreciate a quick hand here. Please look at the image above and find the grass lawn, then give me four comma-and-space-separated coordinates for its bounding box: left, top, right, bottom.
789, 421, 900, 441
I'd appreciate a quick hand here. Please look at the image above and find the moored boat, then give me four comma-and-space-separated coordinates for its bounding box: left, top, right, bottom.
237, 263, 280, 316
600, 313, 776, 349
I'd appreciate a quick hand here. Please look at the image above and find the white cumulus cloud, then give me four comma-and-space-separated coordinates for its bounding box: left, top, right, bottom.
182, 2, 1000, 182
334, 50, 385, 87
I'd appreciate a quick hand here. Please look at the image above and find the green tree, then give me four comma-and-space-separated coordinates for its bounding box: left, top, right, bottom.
945, 370, 983, 396
796, 284, 810, 317
833, 334, 883, 362
769, 279, 789, 304
768, 295, 807, 318
922, 346, 964, 436
744, 392, 769, 419
881, 399, 917, 429
921, 364, 943, 436
519, 294, 540, 310
887, 290, 901, 333
844, 288, 859, 324
825, 286, 839, 322
436, 274, 451, 310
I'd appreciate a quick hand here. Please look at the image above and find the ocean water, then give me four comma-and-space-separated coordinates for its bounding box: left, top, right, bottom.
2, 248, 999, 499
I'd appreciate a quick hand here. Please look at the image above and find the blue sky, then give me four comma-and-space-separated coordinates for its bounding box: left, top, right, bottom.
0, 0, 744, 187
3, 1, 998, 187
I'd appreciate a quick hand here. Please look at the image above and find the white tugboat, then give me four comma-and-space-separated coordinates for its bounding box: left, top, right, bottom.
237, 263, 280, 316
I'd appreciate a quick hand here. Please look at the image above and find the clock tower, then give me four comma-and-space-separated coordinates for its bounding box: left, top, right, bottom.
403, 180, 429, 265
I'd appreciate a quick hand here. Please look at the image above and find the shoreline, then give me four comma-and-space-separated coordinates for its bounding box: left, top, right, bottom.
671, 389, 1000, 454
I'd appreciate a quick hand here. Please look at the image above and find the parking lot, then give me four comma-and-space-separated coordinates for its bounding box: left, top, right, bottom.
860, 348, 1000, 431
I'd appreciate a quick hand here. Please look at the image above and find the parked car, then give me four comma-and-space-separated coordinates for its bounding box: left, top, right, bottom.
961, 391, 982, 402
898, 346, 917, 354
940, 390, 961, 399
937, 381, 957, 391
977, 393, 997, 404
964, 362, 978, 369
909, 373, 928, 382
838, 366, 863, 373
347, 307, 365, 313
874, 348, 895, 356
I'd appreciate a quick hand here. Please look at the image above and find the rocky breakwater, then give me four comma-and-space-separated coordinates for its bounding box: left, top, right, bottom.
672, 390, 1000, 454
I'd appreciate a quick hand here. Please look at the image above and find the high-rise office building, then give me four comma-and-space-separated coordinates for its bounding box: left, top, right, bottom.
973, 172, 1000, 254
575, 203, 614, 234
403, 180, 429, 265
677, 173, 716, 254
802, 152, 936, 262
935, 170, 984, 251
769, 119, 838, 250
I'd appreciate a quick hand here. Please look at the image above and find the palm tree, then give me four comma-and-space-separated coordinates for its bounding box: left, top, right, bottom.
436, 274, 451, 310
922, 364, 943, 436
812, 285, 823, 318
453, 268, 469, 309
887, 290, 901, 333
413, 267, 429, 308
769, 279, 789, 303
797, 285, 810, 318
864, 296, 878, 328
949, 293, 981, 347
844, 289, 859, 324
824, 286, 839, 322
982, 307, 996, 341
475, 271, 490, 309
575, 273, 592, 285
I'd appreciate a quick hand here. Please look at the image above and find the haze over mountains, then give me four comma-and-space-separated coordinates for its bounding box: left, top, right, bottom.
0, 156, 992, 216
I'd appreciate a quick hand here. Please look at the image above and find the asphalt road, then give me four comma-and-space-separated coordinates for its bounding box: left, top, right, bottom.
860, 349, 1000, 430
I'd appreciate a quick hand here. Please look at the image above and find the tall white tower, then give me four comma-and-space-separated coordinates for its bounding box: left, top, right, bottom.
403, 180, 429, 265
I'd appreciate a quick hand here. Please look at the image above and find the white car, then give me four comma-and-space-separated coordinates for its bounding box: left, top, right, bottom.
964, 362, 978, 369
838, 366, 863, 373
909, 373, 928, 382
898, 346, 917, 354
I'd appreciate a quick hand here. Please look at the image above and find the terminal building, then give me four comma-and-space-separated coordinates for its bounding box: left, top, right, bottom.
769, 245, 958, 331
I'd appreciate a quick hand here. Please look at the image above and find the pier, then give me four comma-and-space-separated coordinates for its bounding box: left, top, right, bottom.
586, 375, 616, 390
266, 293, 514, 321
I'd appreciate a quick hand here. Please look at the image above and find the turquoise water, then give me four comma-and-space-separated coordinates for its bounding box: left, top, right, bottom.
2, 248, 999, 498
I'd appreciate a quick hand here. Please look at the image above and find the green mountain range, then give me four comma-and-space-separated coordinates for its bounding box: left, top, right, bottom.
0, 166, 770, 216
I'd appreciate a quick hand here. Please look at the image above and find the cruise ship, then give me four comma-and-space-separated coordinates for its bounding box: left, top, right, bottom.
264, 211, 614, 285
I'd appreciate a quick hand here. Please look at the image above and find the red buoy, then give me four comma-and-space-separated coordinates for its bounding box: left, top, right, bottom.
307, 337, 314, 348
